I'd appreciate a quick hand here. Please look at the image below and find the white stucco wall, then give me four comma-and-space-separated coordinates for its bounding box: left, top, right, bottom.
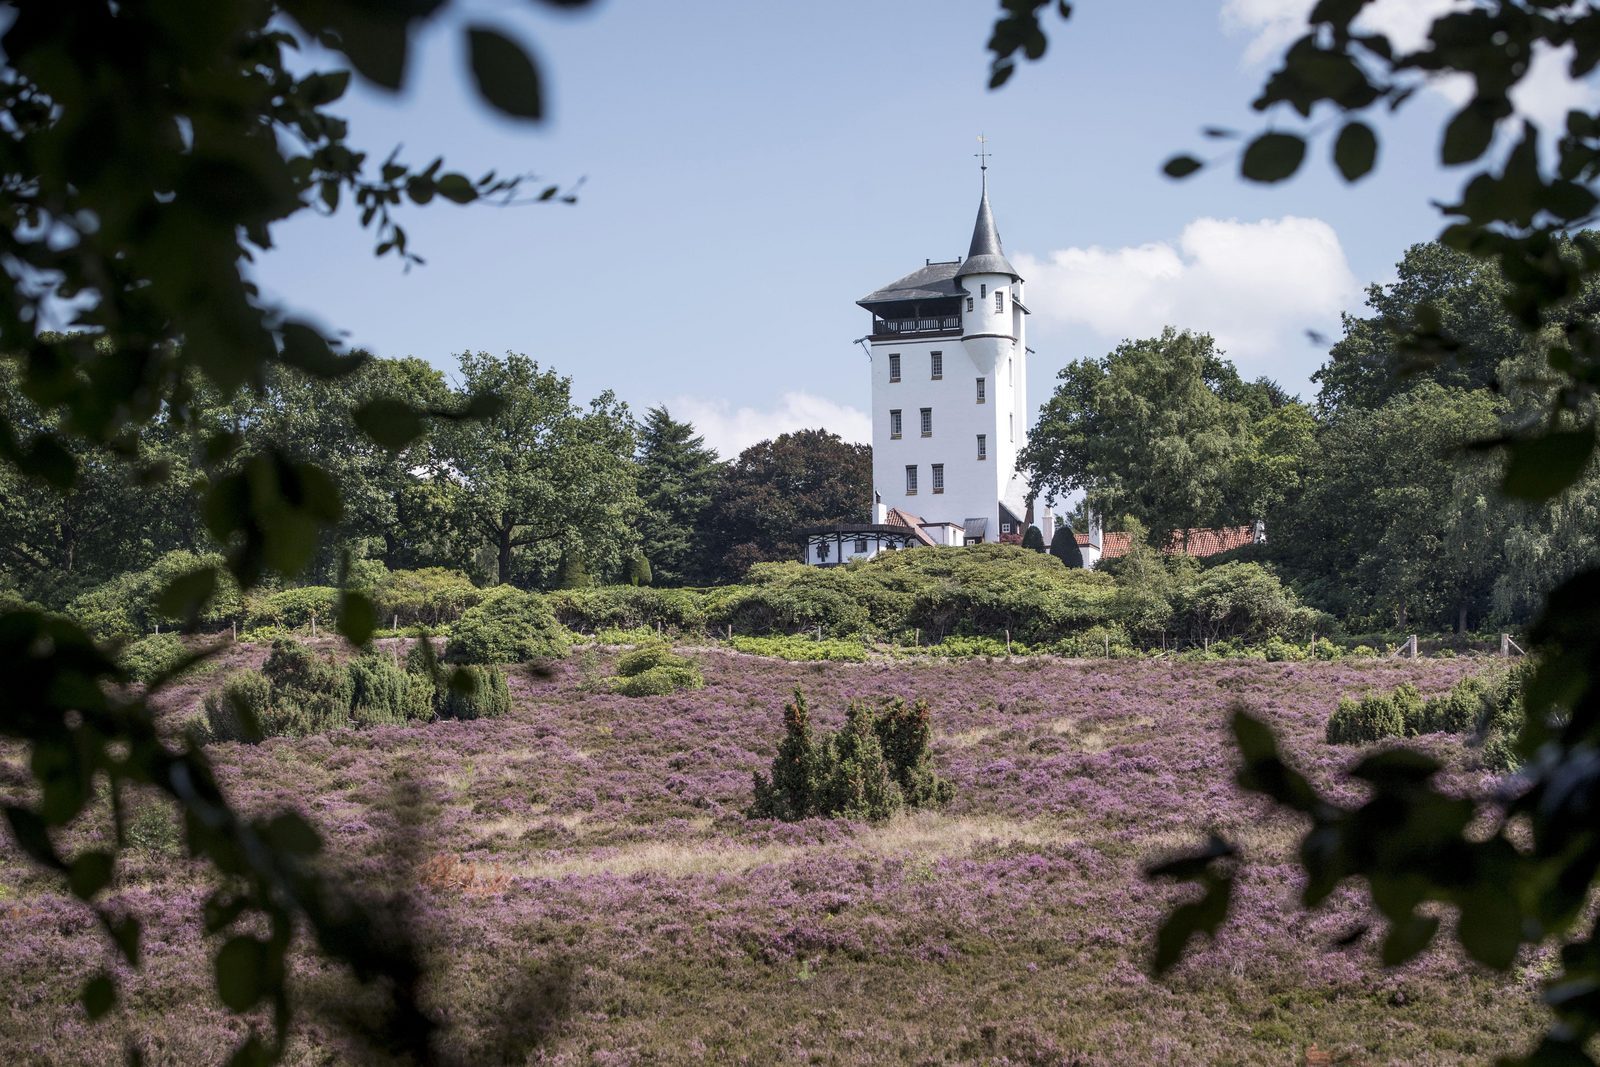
869, 276, 1028, 539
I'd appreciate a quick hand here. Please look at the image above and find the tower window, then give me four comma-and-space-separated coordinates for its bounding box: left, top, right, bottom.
980, 283, 987, 299
888, 353, 901, 382
905, 465, 918, 495
930, 351, 943, 380
966, 296, 974, 312
932, 464, 945, 494
994, 290, 1004, 313
1010, 413, 1014, 441
975, 377, 986, 403
920, 408, 932, 436
1008, 358, 1013, 385
889, 409, 902, 439
976, 434, 987, 461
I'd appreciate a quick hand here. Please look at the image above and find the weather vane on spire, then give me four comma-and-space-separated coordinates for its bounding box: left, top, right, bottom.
975, 134, 991, 190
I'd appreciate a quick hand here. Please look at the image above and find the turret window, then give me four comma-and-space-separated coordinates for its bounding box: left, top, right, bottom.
905, 465, 918, 495
932, 464, 945, 494
975, 377, 986, 403
994, 291, 1004, 313
920, 408, 932, 436
980, 283, 987, 299
966, 296, 974, 312
976, 434, 987, 461
930, 351, 943, 379
889, 409, 902, 439
888, 353, 901, 382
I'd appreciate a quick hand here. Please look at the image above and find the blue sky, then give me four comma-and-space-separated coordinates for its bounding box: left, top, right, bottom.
253, 0, 1598, 457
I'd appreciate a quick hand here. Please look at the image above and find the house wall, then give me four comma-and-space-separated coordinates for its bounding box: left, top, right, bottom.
869, 276, 1027, 540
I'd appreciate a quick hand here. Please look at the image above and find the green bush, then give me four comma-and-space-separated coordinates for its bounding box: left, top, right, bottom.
204, 671, 272, 742
349, 651, 433, 726
438, 664, 511, 721
374, 568, 486, 626
551, 585, 709, 635
445, 589, 570, 665
119, 632, 190, 684
67, 550, 244, 641
1326, 692, 1408, 745
610, 665, 705, 697
604, 642, 705, 696
927, 635, 1024, 658
751, 688, 952, 823
245, 586, 339, 631
729, 634, 869, 662
1416, 676, 1495, 736
1177, 562, 1314, 643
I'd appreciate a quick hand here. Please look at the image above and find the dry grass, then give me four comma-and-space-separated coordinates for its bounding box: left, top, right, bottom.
506, 811, 1074, 880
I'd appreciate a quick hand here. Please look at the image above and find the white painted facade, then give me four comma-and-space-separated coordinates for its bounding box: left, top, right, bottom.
863, 192, 1033, 543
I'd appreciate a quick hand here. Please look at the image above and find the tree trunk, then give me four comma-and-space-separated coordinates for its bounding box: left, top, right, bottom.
497, 530, 513, 586
382, 530, 399, 569
1458, 602, 1469, 636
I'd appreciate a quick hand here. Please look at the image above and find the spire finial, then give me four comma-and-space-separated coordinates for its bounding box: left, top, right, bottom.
975, 133, 990, 191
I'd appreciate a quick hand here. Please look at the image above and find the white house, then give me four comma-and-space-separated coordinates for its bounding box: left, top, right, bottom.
802, 182, 1044, 566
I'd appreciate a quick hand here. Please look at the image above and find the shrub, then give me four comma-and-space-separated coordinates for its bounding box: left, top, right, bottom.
1326, 692, 1407, 745
729, 634, 869, 662
927, 635, 1024, 658
610, 665, 705, 697
1349, 644, 1379, 658
245, 586, 339, 631
1416, 676, 1495, 736
1049, 524, 1085, 569
438, 665, 511, 721
125, 801, 183, 857
349, 651, 433, 726
627, 552, 653, 587
1021, 525, 1046, 551
445, 589, 570, 665
1478, 661, 1533, 771
204, 671, 272, 742
551, 585, 709, 635
605, 642, 705, 696
1177, 562, 1312, 644
811, 702, 903, 822
67, 550, 244, 641
374, 568, 486, 626
751, 688, 952, 823
119, 632, 189, 684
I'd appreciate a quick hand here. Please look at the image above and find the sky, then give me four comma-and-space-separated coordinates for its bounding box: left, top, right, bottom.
251, 0, 1600, 459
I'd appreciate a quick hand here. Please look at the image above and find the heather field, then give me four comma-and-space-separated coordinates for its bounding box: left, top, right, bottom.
0, 646, 1546, 1065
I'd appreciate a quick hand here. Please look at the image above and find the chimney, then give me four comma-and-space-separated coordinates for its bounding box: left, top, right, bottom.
874, 492, 887, 524
1088, 509, 1103, 550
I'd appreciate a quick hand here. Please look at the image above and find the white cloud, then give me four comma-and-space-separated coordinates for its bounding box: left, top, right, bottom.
1014, 215, 1360, 381
1220, 0, 1600, 131
664, 391, 870, 460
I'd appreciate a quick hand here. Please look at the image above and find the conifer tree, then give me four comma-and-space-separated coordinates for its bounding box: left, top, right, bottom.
1022, 524, 1046, 551
634, 407, 723, 586
1049, 524, 1085, 569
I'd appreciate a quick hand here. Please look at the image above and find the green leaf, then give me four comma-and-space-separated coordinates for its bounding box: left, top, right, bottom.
1502, 427, 1597, 501
155, 567, 219, 623
353, 398, 424, 450
81, 973, 116, 1020
466, 26, 544, 121
435, 173, 476, 204
1333, 121, 1377, 181
280, 322, 366, 378
1240, 132, 1305, 183
216, 936, 268, 1012
68, 850, 115, 900
19, 435, 77, 489
1380, 912, 1439, 965
1162, 155, 1203, 179
338, 589, 376, 646
1442, 103, 1497, 166
261, 813, 322, 858
1457, 888, 1521, 970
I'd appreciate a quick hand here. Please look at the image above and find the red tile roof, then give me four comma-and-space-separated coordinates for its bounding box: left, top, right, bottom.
884, 507, 937, 546
1077, 525, 1256, 561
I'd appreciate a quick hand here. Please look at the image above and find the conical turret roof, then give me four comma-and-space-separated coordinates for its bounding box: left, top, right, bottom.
955, 188, 1017, 280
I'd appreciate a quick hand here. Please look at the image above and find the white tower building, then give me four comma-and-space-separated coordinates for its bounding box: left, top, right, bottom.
856, 184, 1033, 546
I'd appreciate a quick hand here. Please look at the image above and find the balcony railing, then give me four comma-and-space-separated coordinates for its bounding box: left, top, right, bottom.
873, 315, 961, 335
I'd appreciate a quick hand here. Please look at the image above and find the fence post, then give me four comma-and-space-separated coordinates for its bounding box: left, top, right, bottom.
1005, 629, 1011, 656
393, 613, 399, 632
1406, 634, 1417, 658
311, 610, 317, 639
1501, 633, 1510, 657
817, 623, 823, 641
1104, 634, 1109, 659
914, 628, 920, 648
231, 620, 237, 642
